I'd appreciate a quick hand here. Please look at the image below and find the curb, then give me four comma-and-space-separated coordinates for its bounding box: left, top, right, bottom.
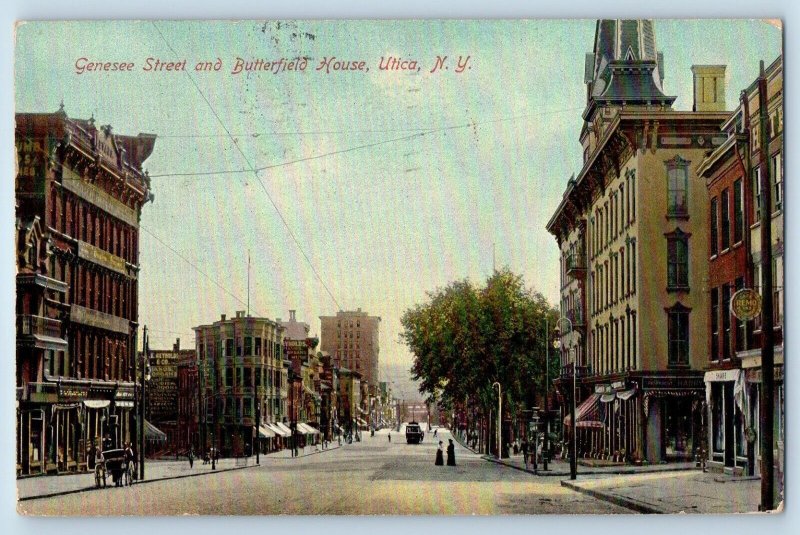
483, 455, 569, 477
484, 455, 698, 477
560, 480, 663, 514
19, 445, 343, 502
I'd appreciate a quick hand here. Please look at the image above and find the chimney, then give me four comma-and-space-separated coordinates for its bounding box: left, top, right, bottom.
290, 310, 296, 321
174, 338, 180, 352
221, 314, 226, 322
691, 65, 726, 112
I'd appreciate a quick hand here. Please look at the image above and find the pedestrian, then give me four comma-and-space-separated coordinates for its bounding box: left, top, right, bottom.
446, 439, 456, 466
188, 448, 194, 468
434, 429, 438, 437
435, 441, 444, 466
521, 440, 529, 470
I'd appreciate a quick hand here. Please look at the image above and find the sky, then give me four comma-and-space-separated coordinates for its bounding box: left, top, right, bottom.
13, 19, 781, 401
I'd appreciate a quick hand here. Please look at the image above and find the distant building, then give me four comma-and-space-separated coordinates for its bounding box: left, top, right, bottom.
147, 338, 195, 453
16, 107, 154, 476
177, 354, 199, 453
320, 309, 380, 388
194, 311, 286, 457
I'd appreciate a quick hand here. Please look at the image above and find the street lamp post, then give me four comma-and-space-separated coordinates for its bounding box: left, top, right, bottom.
553, 316, 577, 480
492, 382, 502, 459
139, 326, 151, 481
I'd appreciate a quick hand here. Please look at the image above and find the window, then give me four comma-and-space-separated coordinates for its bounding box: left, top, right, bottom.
733, 179, 744, 244
225, 368, 233, 388
666, 230, 690, 290
772, 153, 783, 211
631, 171, 636, 223
666, 156, 690, 217
722, 284, 731, 358
244, 336, 252, 356
667, 304, 690, 367
710, 198, 718, 256
631, 239, 637, 294
244, 367, 252, 387
711, 288, 719, 360
753, 167, 762, 220
720, 189, 730, 250
225, 339, 233, 357
735, 277, 746, 352
255, 337, 262, 356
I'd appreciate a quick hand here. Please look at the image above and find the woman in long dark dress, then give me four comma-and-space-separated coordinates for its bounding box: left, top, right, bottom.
446, 439, 456, 466
435, 441, 444, 465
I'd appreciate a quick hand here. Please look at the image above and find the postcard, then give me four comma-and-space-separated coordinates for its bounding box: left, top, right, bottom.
13, 19, 783, 515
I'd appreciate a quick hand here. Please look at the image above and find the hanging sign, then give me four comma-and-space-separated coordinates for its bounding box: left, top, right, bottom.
731, 288, 762, 321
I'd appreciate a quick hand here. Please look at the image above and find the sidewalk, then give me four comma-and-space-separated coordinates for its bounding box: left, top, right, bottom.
487, 452, 697, 477
17, 443, 341, 502
560, 470, 765, 514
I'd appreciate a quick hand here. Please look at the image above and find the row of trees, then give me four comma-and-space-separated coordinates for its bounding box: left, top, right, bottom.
401, 268, 560, 453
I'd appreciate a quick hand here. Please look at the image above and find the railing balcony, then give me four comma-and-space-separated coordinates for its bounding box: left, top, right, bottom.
566, 252, 587, 277
17, 315, 62, 339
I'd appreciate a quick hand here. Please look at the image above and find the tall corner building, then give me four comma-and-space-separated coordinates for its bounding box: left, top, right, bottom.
546, 19, 730, 464
319, 309, 380, 388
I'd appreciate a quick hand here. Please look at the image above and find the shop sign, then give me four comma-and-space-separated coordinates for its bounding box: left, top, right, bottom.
746, 366, 784, 383
611, 380, 626, 390
594, 384, 613, 394
59, 386, 88, 401
731, 289, 762, 321
703, 369, 741, 383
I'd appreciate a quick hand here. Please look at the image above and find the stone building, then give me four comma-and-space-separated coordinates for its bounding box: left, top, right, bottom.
194, 311, 287, 457
16, 107, 154, 476
546, 20, 730, 464
320, 309, 381, 388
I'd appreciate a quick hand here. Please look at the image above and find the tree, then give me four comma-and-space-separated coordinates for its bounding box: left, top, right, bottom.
401, 268, 559, 449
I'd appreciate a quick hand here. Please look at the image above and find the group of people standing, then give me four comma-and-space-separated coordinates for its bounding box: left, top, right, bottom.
435, 439, 456, 466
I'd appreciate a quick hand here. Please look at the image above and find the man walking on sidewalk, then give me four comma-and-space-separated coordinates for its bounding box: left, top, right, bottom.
521, 440, 529, 470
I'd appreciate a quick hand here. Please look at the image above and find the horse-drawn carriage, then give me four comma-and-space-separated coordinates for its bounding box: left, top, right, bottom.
94, 448, 135, 488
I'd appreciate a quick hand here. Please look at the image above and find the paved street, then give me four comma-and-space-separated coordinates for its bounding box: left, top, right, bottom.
18, 428, 629, 515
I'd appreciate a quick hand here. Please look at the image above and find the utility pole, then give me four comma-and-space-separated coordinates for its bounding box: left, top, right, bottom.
140, 325, 148, 481
757, 60, 775, 511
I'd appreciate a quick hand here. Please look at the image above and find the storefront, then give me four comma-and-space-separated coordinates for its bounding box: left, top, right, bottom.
703, 368, 751, 474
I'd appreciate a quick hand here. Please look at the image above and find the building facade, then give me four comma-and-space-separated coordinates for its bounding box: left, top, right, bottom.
16, 107, 154, 476
194, 311, 287, 457
147, 338, 195, 453
546, 20, 729, 464
698, 56, 783, 484
177, 355, 199, 453
320, 309, 381, 388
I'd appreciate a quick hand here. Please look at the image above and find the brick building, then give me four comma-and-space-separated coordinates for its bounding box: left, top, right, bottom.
698, 56, 783, 483
16, 107, 154, 476
320, 309, 381, 388
147, 338, 195, 453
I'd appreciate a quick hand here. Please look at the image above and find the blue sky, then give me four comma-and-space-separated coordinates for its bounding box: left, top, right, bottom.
14, 20, 781, 399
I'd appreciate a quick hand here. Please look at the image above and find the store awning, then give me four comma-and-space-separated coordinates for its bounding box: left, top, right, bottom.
564, 393, 603, 429
257, 425, 276, 438
267, 423, 290, 437
144, 419, 167, 442
274, 422, 293, 436
298, 423, 320, 435
83, 400, 111, 409
616, 388, 637, 401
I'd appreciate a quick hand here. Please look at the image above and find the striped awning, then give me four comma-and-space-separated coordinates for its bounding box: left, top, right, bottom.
267, 423, 290, 437
564, 393, 603, 429
298, 423, 320, 435
274, 422, 293, 436
257, 425, 276, 438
